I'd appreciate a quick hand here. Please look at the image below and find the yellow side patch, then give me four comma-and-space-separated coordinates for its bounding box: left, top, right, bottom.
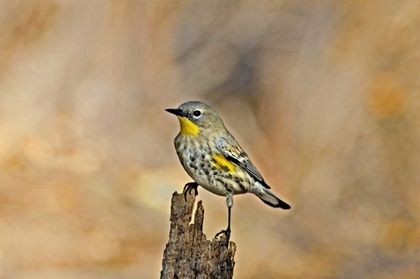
212, 154, 236, 173
178, 117, 199, 135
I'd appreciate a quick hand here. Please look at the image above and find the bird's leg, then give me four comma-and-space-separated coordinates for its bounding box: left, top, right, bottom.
183, 182, 199, 201
215, 193, 233, 247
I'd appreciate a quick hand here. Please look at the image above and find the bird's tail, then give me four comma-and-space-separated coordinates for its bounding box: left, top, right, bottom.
256, 188, 291, 209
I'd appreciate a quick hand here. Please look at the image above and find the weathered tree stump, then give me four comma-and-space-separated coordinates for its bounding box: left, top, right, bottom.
160, 190, 236, 279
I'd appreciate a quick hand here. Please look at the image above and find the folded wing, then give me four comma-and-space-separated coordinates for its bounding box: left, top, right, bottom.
216, 136, 270, 189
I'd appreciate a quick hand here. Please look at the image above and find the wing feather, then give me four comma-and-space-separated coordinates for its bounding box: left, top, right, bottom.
216, 136, 270, 189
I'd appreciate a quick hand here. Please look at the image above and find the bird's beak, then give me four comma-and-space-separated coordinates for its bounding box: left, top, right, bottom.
165, 108, 185, 117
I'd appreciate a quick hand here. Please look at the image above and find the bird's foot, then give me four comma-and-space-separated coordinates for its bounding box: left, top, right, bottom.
215, 228, 231, 247
183, 182, 199, 201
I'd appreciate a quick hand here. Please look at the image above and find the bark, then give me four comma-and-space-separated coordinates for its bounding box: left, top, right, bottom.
160, 190, 236, 279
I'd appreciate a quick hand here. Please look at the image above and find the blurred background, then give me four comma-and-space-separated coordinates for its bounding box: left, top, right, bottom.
0, 0, 420, 278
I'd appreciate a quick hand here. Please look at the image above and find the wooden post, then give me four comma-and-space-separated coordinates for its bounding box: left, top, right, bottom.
160, 190, 236, 279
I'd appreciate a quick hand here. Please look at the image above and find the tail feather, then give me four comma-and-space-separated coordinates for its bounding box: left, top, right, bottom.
256, 188, 291, 209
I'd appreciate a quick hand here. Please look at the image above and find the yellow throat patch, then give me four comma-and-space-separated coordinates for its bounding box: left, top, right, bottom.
212, 154, 236, 173
178, 117, 199, 135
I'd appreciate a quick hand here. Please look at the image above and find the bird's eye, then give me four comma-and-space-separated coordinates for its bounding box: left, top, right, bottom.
192, 110, 202, 118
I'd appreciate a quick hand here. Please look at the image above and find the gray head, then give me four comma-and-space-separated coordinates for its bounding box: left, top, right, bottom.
165, 101, 226, 135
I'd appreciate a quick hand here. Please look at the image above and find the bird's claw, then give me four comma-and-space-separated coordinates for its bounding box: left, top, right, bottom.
215, 228, 231, 247
183, 182, 199, 201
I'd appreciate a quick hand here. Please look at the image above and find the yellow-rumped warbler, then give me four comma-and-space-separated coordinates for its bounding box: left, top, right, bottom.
166, 101, 290, 244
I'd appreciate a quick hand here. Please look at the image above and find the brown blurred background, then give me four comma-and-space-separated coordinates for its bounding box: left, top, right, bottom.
1, 0, 420, 278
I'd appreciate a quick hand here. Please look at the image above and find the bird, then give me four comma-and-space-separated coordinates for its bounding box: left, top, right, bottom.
165, 101, 290, 245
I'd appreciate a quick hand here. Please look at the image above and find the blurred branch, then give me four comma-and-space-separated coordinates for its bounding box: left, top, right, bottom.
160, 190, 236, 279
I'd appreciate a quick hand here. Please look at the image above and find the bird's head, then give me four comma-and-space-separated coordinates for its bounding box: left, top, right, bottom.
165, 101, 225, 136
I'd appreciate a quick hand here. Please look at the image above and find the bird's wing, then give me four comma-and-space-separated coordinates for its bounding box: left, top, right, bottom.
216, 136, 270, 189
